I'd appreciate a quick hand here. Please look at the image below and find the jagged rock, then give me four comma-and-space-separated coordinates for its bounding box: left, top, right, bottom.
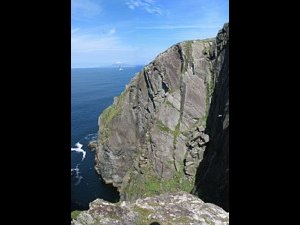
193, 23, 229, 211
197, 126, 205, 132
88, 141, 97, 151
71, 192, 229, 225
185, 161, 194, 167
94, 23, 229, 204
199, 133, 209, 143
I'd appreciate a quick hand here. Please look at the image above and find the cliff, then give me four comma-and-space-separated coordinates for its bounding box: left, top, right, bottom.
93, 23, 229, 209
71, 192, 229, 225
193, 23, 229, 211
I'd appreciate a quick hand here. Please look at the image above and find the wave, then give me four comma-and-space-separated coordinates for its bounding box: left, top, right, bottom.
72, 164, 83, 186
74, 176, 83, 186
71, 142, 86, 161
71, 164, 80, 178
84, 133, 98, 141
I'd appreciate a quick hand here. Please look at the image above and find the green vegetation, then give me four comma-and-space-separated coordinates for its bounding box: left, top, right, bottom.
133, 206, 152, 219
185, 41, 193, 61
151, 170, 193, 195
156, 120, 172, 134
203, 61, 215, 126
207, 62, 215, 98
100, 89, 127, 143
175, 216, 193, 223
71, 210, 81, 220
144, 66, 150, 73
156, 120, 181, 139
197, 113, 208, 128
122, 161, 194, 201
165, 100, 175, 108
203, 216, 214, 225
172, 122, 181, 146
202, 41, 213, 56
182, 41, 193, 73
173, 123, 181, 138
133, 205, 191, 225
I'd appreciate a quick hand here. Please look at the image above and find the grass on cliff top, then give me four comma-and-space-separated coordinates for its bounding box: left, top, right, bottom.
122, 163, 194, 200
133, 205, 193, 225
133, 206, 153, 225
71, 210, 81, 220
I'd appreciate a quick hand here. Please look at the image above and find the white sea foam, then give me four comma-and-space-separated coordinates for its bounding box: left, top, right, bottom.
71, 164, 80, 178
72, 164, 83, 185
71, 164, 79, 178
75, 176, 83, 186
84, 133, 98, 141
71, 142, 86, 161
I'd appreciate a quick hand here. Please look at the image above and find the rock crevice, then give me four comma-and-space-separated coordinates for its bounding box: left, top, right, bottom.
93, 23, 229, 209
193, 23, 229, 211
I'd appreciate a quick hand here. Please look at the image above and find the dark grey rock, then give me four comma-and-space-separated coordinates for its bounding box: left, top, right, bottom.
88, 141, 97, 151
193, 23, 229, 212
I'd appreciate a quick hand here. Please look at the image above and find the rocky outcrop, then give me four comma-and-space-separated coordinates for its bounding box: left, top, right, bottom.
71, 192, 229, 225
93, 23, 229, 205
193, 23, 229, 211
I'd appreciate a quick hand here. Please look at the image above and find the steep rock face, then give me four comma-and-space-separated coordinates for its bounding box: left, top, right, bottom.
71, 192, 229, 225
94, 38, 214, 200
94, 23, 229, 203
193, 23, 229, 211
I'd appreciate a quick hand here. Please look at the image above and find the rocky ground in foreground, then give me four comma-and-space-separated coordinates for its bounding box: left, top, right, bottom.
75, 23, 229, 224
71, 192, 229, 225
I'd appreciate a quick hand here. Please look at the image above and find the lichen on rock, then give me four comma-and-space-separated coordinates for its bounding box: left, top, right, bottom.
92, 23, 229, 211
71, 192, 229, 225
94, 38, 215, 199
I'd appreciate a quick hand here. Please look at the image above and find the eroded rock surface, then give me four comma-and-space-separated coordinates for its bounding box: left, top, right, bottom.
193, 23, 229, 212
93, 23, 229, 208
71, 192, 229, 225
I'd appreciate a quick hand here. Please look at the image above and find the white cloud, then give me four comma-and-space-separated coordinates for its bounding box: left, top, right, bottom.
126, 0, 162, 15
71, 29, 163, 67
72, 0, 102, 20
71, 28, 119, 53
72, 33, 133, 53
71, 29, 142, 67
135, 25, 219, 30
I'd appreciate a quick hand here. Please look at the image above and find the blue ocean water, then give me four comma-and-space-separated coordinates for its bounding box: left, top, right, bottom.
71, 66, 143, 211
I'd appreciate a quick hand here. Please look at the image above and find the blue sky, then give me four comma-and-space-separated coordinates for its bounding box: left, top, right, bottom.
71, 0, 229, 68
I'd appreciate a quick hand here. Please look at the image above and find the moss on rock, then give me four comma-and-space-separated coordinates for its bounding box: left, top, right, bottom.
100, 89, 128, 143
71, 210, 81, 220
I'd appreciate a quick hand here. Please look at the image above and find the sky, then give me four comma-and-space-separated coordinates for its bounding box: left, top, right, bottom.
71, 0, 229, 68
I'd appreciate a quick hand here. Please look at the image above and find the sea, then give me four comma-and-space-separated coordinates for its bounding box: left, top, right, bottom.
71, 66, 143, 211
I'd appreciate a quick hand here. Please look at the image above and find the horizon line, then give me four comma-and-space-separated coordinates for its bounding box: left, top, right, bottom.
71, 65, 145, 69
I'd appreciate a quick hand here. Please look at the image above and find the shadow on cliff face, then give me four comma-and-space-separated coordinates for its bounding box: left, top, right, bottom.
193, 33, 229, 212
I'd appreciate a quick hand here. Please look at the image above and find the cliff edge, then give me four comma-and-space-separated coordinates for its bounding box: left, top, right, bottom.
93, 23, 229, 210
193, 23, 229, 211
71, 192, 229, 225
